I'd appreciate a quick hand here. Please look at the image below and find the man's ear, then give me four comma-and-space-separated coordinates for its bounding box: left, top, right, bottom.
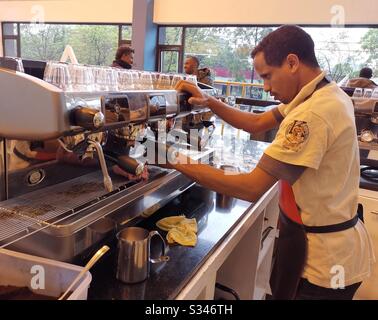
286, 54, 300, 73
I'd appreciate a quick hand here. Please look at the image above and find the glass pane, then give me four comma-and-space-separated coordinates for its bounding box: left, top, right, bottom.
3, 23, 17, 36
121, 25, 132, 40
4, 39, 17, 57
184, 27, 273, 84
160, 51, 179, 73
158, 27, 182, 45
304, 27, 375, 83
20, 23, 118, 66
182, 25, 378, 86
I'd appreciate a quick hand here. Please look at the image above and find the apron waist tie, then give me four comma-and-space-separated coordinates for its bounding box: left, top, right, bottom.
304, 214, 359, 234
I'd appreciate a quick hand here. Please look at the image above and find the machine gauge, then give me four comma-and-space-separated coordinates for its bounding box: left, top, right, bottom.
26, 169, 46, 186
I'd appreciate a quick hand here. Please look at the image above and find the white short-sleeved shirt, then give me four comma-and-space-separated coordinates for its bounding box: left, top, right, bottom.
263, 71, 375, 288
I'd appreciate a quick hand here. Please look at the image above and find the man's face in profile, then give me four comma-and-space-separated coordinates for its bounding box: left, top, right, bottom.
184, 58, 197, 75
122, 52, 134, 66
253, 51, 299, 104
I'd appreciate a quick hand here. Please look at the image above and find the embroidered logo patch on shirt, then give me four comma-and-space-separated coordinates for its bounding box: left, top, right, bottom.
283, 120, 309, 152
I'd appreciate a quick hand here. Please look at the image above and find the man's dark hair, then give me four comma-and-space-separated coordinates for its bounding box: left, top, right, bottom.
359, 67, 373, 79
251, 25, 319, 68
186, 55, 200, 67
115, 45, 135, 60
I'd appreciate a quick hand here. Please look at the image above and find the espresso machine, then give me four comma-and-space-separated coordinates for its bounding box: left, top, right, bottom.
347, 89, 378, 195
0, 59, 216, 262
353, 94, 378, 166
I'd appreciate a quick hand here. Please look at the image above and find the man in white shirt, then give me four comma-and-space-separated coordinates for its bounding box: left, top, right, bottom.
164, 25, 374, 299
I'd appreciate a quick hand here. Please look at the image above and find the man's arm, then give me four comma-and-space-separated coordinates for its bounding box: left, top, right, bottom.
171, 155, 278, 203
206, 96, 281, 134
175, 80, 282, 134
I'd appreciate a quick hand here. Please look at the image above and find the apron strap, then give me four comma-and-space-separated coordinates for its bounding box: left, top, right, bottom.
304, 214, 359, 233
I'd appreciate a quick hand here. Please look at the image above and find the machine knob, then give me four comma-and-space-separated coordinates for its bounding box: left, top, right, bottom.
71, 106, 105, 130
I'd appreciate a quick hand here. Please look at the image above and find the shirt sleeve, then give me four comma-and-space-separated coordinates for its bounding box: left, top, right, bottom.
271, 106, 284, 123
264, 111, 334, 170
257, 153, 306, 185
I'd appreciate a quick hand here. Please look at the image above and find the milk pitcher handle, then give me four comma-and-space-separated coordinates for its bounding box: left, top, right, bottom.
149, 230, 170, 264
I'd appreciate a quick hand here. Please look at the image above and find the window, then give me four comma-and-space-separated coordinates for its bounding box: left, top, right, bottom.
121, 25, 132, 40
157, 25, 377, 99
304, 27, 377, 83
157, 27, 184, 72
119, 25, 132, 46
2, 22, 131, 66
4, 39, 18, 57
206, 26, 377, 84
2, 23, 20, 57
184, 26, 274, 84
3, 23, 18, 36
158, 27, 182, 45
160, 50, 180, 73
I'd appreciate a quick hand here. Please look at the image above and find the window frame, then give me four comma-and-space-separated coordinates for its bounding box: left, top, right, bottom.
158, 46, 182, 73
1, 21, 132, 59
156, 25, 187, 73
2, 23, 21, 57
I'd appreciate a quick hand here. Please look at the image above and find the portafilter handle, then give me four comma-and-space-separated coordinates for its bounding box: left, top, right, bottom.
104, 153, 145, 176
87, 139, 113, 192
117, 155, 145, 176
70, 106, 105, 130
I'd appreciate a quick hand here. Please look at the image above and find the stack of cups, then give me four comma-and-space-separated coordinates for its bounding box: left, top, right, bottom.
117, 69, 134, 91
156, 73, 171, 90
44, 61, 73, 92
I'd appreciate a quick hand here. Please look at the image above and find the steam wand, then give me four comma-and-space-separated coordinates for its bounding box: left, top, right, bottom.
87, 139, 113, 192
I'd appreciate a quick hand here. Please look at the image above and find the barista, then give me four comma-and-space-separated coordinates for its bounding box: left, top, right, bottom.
163, 25, 374, 300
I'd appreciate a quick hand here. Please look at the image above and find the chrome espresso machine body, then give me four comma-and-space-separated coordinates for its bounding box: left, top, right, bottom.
346, 87, 378, 193
0, 59, 215, 262
352, 91, 378, 168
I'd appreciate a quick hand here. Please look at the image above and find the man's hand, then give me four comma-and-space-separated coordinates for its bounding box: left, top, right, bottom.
112, 164, 149, 181
175, 80, 209, 106
176, 78, 281, 135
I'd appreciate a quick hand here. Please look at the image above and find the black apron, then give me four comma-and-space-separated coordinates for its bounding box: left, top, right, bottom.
269, 77, 361, 300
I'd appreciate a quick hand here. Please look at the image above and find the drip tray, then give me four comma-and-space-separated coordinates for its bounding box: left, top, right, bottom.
0, 167, 166, 244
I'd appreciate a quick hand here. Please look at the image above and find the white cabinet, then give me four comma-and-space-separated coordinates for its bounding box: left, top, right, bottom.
176, 184, 279, 300
355, 188, 378, 300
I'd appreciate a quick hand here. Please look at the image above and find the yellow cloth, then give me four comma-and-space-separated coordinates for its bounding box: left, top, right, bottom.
156, 215, 186, 231
156, 216, 197, 247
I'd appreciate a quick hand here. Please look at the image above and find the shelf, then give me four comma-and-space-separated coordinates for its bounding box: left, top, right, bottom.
257, 233, 276, 269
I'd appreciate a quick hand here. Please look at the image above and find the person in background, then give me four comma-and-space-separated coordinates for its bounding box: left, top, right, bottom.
184, 55, 214, 86
347, 67, 377, 89
111, 45, 135, 69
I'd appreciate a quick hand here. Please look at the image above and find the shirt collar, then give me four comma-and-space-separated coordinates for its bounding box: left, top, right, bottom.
282, 71, 327, 116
